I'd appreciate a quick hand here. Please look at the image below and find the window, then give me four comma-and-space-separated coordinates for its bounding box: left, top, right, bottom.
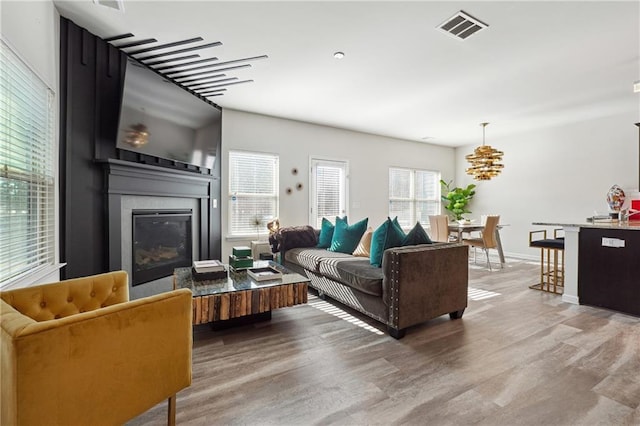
389, 168, 440, 229
309, 158, 348, 229
228, 151, 279, 237
0, 40, 56, 286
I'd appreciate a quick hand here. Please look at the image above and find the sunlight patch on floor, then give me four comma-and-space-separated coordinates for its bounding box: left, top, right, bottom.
468, 287, 501, 301
307, 295, 384, 335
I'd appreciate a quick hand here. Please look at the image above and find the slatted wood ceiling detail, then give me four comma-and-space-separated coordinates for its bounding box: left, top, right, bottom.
104, 32, 267, 104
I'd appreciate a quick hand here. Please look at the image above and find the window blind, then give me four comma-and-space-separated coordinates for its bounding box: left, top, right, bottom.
0, 40, 56, 285
310, 159, 347, 228
389, 167, 440, 228
414, 170, 440, 224
389, 168, 412, 227
228, 151, 279, 236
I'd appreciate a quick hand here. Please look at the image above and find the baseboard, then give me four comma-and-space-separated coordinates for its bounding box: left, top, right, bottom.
503, 252, 538, 261
469, 251, 536, 262
562, 294, 579, 305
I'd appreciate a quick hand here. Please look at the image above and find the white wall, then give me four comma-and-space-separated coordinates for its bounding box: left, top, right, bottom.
1, 1, 58, 90
454, 112, 639, 259
1, 0, 61, 288
221, 109, 456, 259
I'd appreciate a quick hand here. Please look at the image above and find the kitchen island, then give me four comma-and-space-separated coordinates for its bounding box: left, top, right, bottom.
533, 221, 639, 316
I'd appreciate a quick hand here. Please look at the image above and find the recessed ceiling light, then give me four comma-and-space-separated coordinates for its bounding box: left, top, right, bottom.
634, 80, 640, 93
333, 51, 345, 59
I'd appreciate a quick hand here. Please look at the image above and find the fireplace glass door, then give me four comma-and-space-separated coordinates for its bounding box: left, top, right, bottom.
132, 209, 193, 286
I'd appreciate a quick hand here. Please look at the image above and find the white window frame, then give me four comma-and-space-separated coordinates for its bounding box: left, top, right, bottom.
309, 157, 349, 229
228, 150, 279, 238
1, 39, 58, 288
389, 167, 441, 229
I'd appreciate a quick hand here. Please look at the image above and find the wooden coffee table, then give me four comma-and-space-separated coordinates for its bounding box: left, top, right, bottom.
173, 261, 309, 326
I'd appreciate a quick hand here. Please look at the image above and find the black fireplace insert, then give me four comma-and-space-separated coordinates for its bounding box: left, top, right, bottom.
132, 209, 193, 286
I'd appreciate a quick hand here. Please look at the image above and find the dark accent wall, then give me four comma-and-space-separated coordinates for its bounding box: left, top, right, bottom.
59, 17, 221, 280
59, 18, 113, 278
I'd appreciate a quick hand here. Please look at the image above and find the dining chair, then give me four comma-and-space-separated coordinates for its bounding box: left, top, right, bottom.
428, 215, 450, 242
462, 215, 501, 270
469, 214, 494, 238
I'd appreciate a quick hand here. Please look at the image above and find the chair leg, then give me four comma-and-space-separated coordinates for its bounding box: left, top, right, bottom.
539, 248, 545, 289
545, 248, 551, 291
531, 247, 564, 294
484, 248, 492, 271
168, 395, 176, 426
552, 249, 558, 293
559, 248, 565, 287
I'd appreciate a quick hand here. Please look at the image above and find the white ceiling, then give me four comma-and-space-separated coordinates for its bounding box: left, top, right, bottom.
53, 0, 640, 147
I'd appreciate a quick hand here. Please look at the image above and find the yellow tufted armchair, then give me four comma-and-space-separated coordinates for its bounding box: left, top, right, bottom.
0, 271, 193, 426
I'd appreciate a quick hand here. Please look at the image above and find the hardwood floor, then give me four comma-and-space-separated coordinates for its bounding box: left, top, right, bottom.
128, 258, 640, 425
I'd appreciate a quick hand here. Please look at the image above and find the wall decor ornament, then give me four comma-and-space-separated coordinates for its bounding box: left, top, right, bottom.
606, 184, 626, 212
286, 187, 292, 195
296, 183, 303, 190
291, 168, 298, 175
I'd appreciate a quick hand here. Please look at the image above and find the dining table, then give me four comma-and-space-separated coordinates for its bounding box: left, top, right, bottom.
447, 222, 507, 265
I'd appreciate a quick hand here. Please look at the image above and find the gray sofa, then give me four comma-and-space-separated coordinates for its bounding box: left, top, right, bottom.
274, 227, 469, 338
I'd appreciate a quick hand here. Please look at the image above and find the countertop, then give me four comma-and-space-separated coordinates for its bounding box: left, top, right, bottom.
533, 221, 640, 230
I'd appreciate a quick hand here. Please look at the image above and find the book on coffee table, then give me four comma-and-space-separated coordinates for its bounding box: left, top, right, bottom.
193, 259, 225, 273
247, 266, 282, 282
191, 268, 228, 282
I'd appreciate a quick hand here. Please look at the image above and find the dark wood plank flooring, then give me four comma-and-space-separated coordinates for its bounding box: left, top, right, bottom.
128, 259, 640, 425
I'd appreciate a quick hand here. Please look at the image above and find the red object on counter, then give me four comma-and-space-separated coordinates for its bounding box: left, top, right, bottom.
631, 199, 640, 220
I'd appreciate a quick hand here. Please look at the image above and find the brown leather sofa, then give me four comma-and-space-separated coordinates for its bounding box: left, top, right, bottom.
0, 271, 192, 426
275, 228, 469, 338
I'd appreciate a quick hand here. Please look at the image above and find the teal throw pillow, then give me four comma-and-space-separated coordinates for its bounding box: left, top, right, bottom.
329, 217, 369, 254
391, 217, 406, 241
402, 222, 433, 246
370, 217, 405, 267
317, 217, 336, 248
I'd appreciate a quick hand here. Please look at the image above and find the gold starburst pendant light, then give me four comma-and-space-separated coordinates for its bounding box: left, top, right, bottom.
465, 122, 504, 181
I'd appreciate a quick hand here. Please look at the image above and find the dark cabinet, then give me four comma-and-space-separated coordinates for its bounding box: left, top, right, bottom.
578, 227, 640, 316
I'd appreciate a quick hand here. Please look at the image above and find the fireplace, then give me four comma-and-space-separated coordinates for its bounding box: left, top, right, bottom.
104, 159, 219, 297
132, 209, 193, 286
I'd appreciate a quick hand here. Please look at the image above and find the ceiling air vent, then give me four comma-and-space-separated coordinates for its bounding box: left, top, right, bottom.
438, 10, 488, 40
93, 0, 125, 12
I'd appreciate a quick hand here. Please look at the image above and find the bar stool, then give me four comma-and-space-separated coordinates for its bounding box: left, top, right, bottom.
529, 229, 564, 294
